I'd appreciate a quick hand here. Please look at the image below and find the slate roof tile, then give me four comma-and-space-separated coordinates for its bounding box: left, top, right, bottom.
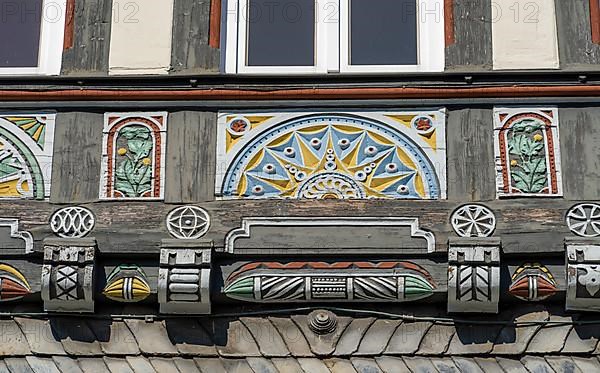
333, 318, 375, 356
417, 323, 455, 355
26, 356, 61, 373
209, 319, 261, 358
373, 357, 411, 373
193, 358, 227, 373
323, 358, 359, 373
87, 320, 140, 356
103, 357, 135, 373
520, 356, 556, 373
561, 325, 599, 354
492, 309, 549, 355
496, 357, 529, 373
240, 317, 290, 357
571, 356, 600, 372
0, 361, 9, 373
4, 357, 34, 373
14, 317, 67, 356
220, 358, 254, 373
52, 356, 84, 373
149, 358, 181, 373
355, 320, 401, 356
164, 319, 216, 356
270, 357, 306, 373
246, 357, 280, 373
172, 357, 201, 373
402, 356, 439, 373
526, 315, 573, 354
472, 358, 505, 373
0, 320, 31, 356
123, 320, 178, 356
268, 317, 313, 357
297, 358, 335, 373
50, 318, 103, 356
451, 357, 485, 373
350, 357, 383, 373
446, 323, 502, 355
384, 321, 432, 355
430, 357, 461, 373
77, 358, 111, 373
543, 357, 583, 373
125, 356, 158, 373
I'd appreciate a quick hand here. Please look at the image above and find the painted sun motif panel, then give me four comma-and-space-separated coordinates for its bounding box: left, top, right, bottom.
216, 111, 447, 199
493, 107, 562, 198
0, 114, 55, 200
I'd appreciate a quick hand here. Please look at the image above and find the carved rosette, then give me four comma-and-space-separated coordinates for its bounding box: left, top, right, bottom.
41, 239, 96, 312
224, 261, 436, 303
158, 240, 212, 314
448, 240, 501, 313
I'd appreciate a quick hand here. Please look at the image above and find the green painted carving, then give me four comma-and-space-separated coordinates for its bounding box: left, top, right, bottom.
115, 126, 153, 198
507, 119, 548, 194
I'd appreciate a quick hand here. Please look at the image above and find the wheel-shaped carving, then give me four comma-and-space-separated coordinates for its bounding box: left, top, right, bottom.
566, 203, 600, 237
451, 204, 496, 238
50, 207, 95, 238
166, 206, 210, 239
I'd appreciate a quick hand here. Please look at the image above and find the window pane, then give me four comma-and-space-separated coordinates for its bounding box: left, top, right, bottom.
247, 0, 315, 66
350, 0, 418, 65
0, 0, 43, 67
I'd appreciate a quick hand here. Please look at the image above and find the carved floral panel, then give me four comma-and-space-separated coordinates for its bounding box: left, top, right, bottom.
493, 107, 562, 198
100, 112, 167, 199
0, 114, 55, 199
216, 111, 447, 199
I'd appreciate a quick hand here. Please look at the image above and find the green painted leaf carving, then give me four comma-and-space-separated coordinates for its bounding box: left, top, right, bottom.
114, 125, 154, 197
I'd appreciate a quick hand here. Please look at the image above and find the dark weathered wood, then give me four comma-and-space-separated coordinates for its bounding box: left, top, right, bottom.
50, 112, 103, 203
445, 0, 492, 71
0, 199, 588, 255
446, 108, 496, 201
170, 0, 220, 74
61, 0, 113, 75
558, 107, 600, 200
165, 111, 217, 203
555, 0, 600, 69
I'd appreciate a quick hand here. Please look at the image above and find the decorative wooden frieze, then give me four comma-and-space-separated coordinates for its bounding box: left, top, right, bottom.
41, 238, 96, 313
451, 204, 496, 238
158, 240, 212, 314
0, 264, 31, 302
0, 115, 55, 199
216, 111, 447, 200
103, 265, 151, 303
224, 217, 436, 254
448, 239, 500, 313
224, 261, 436, 303
0, 218, 34, 254
509, 263, 557, 302
493, 107, 562, 198
100, 112, 167, 200
166, 206, 210, 239
566, 203, 600, 238
50, 206, 95, 238
566, 240, 600, 311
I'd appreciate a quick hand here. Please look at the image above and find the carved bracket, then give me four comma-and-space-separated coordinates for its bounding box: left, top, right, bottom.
158, 240, 212, 314
448, 238, 501, 314
41, 238, 96, 313
0, 218, 34, 254
566, 239, 600, 311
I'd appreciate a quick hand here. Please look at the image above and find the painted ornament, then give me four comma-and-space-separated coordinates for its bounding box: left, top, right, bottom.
103, 265, 151, 302
224, 261, 436, 303
0, 264, 31, 301
509, 263, 557, 301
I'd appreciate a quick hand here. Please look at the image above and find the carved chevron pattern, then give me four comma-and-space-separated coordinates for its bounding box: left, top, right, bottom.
457, 265, 492, 302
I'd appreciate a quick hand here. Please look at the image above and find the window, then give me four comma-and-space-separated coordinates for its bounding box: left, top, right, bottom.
0, 0, 66, 75
225, 0, 444, 74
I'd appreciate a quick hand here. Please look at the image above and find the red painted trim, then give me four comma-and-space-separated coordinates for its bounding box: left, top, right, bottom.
445, 0, 455, 46
63, 0, 76, 51
3, 85, 600, 101
209, 0, 222, 49
591, 0, 600, 44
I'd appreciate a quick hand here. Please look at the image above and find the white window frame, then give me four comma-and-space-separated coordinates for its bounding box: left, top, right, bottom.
0, 0, 66, 76
225, 0, 444, 74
